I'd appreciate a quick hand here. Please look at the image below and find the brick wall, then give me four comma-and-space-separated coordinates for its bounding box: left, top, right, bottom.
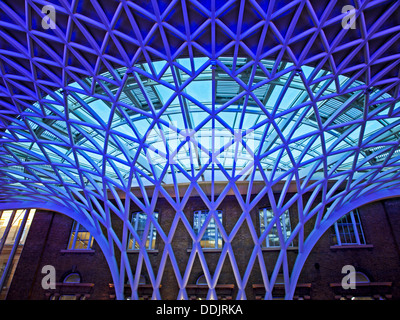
6, 194, 400, 300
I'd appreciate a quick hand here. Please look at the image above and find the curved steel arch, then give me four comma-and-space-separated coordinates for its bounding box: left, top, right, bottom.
288, 188, 400, 299
0, 0, 399, 299
0, 200, 124, 299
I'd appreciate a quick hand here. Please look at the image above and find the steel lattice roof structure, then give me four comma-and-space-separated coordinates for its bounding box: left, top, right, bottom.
0, 0, 400, 299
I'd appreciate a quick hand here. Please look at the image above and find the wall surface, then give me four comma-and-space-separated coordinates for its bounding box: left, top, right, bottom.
6, 195, 400, 300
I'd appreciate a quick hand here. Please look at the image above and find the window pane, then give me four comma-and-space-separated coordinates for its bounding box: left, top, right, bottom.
75, 231, 90, 249
196, 274, 207, 285
59, 295, 77, 300
0, 211, 14, 242
68, 221, 93, 250
128, 212, 158, 250
334, 210, 366, 245
2, 210, 33, 245
259, 208, 292, 248
193, 210, 222, 249
64, 273, 81, 283
68, 232, 75, 250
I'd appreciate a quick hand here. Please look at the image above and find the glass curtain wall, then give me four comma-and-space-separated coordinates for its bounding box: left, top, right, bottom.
0, 209, 36, 299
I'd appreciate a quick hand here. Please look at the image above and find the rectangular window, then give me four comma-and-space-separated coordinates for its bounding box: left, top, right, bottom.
67, 221, 94, 250
0, 209, 36, 299
193, 210, 223, 249
0, 209, 35, 245
333, 210, 366, 245
259, 208, 292, 248
128, 212, 158, 250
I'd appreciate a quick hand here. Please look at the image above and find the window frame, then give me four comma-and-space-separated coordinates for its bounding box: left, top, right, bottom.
333, 209, 366, 246
63, 273, 81, 284
259, 208, 292, 248
127, 211, 159, 251
193, 210, 223, 249
196, 274, 207, 285
67, 221, 94, 250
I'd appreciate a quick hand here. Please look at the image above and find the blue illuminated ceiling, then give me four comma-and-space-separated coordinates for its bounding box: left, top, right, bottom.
1, 57, 398, 190
0, 0, 400, 300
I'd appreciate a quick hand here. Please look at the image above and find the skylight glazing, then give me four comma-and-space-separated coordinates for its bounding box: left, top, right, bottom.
2, 57, 398, 191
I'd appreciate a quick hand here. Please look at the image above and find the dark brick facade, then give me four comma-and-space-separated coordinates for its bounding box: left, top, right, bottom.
6, 194, 400, 300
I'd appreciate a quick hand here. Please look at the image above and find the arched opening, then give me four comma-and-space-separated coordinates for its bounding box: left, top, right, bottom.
0, 202, 121, 300
289, 190, 400, 300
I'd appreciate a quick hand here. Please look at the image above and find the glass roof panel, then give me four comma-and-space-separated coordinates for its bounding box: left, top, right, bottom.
2, 57, 398, 187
